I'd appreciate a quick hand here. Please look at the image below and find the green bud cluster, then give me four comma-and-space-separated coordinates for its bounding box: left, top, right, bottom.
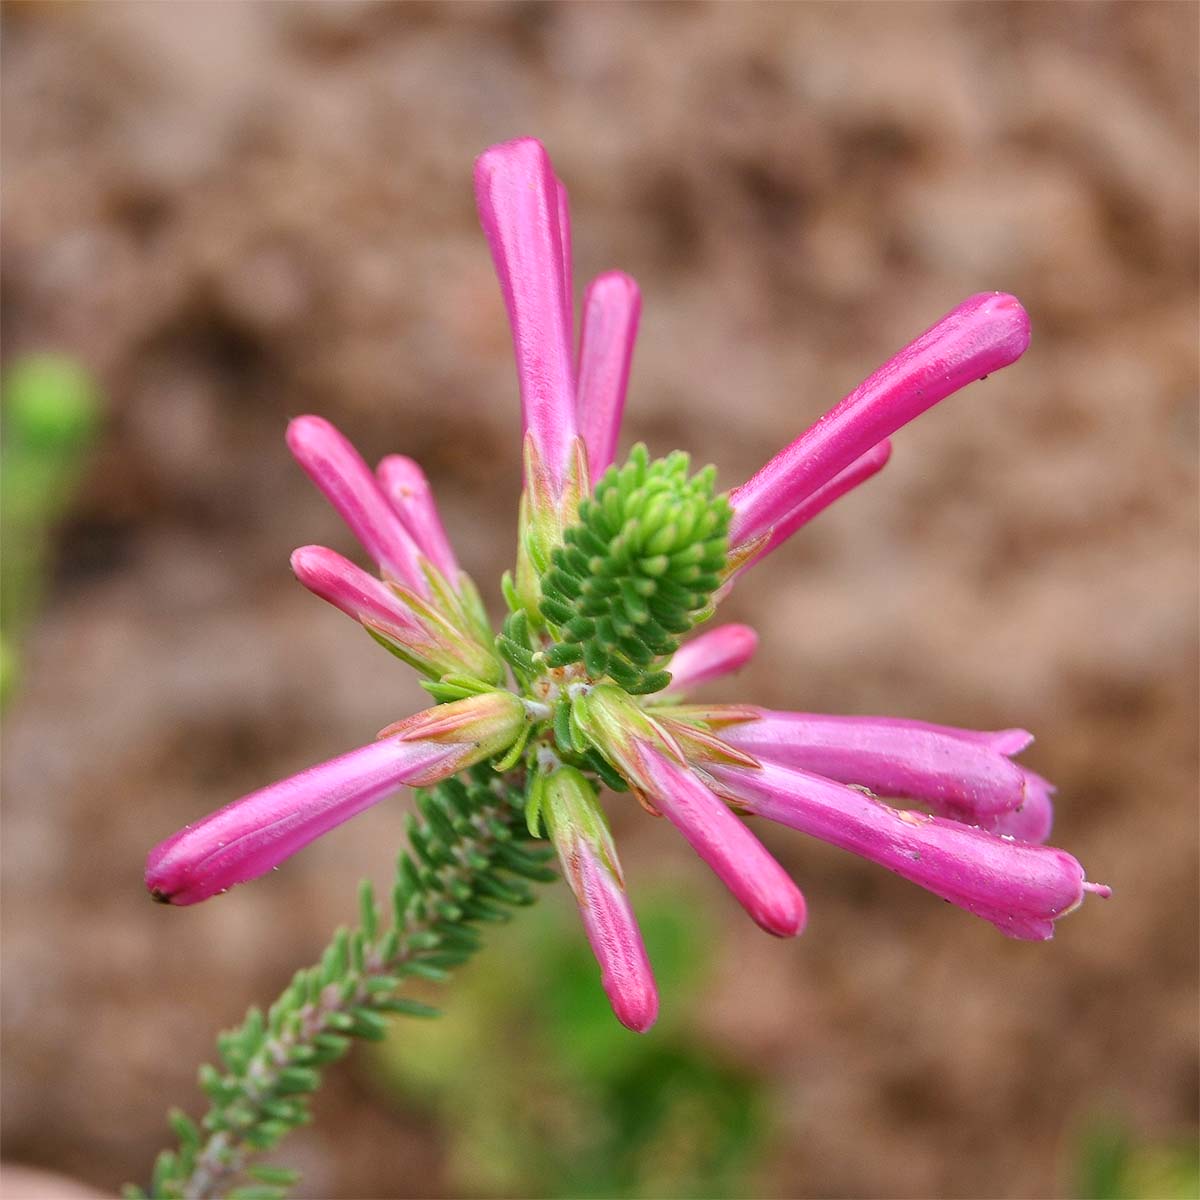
538, 445, 731, 694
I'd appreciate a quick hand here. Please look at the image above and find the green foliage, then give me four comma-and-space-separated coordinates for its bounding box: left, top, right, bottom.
1073, 1118, 1200, 1200
3, 354, 99, 452
1, 354, 101, 703
373, 892, 768, 1199
539, 445, 730, 695
131, 767, 556, 1200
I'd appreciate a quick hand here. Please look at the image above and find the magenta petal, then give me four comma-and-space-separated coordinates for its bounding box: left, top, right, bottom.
634, 744, 806, 937
989, 770, 1055, 843
732, 440, 892, 572
709, 760, 1103, 940
576, 271, 642, 479
722, 710, 1028, 821
828, 715, 1034, 758
664, 624, 759, 694
474, 138, 578, 490
291, 544, 423, 639
146, 738, 460, 906
376, 455, 460, 583
572, 840, 659, 1032
542, 766, 658, 1031
287, 416, 428, 595
729, 293, 1031, 543
556, 175, 574, 350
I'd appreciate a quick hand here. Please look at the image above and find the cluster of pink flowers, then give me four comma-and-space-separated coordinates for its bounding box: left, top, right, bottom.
147, 138, 1108, 1033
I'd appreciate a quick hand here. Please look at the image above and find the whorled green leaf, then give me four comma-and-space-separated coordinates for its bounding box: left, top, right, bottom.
540, 444, 730, 694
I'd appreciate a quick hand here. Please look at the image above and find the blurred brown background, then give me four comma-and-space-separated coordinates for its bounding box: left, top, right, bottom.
2, 3, 1197, 1198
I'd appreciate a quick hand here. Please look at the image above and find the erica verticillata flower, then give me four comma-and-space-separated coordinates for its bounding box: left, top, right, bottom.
147, 136, 1109, 1035
537, 764, 658, 1031
147, 691, 528, 906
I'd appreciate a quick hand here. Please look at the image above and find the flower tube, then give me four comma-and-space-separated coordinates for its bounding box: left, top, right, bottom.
287, 416, 429, 596
729, 293, 1031, 545
729, 440, 893, 575
291, 543, 423, 632
147, 692, 527, 905
573, 684, 805, 936
990, 769, 1055, 843
631, 744, 807, 937
663, 624, 759, 695
540, 766, 658, 1032
555, 175, 574, 348
844, 716, 1034, 757
376, 455, 460, 584
707, 758, 1108, 940
576, 271, 642, 479
474, 138, 578, 492
719, 709, 1028, 824
290, 545, 501, 682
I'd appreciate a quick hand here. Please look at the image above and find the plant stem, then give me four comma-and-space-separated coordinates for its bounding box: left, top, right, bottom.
136, 768, 555, 1200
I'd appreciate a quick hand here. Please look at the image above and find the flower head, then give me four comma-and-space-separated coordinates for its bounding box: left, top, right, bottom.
147, 137, 1107, 1029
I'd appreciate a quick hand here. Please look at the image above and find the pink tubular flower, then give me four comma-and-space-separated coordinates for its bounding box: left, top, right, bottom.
573, 684, 806, 938
728, 440, 892, 574
540, 766, 658, 1032
148, 137, 1108, 1039
376, 455, 460, 584
703, 758, 1108, 940
663, 624, 759, 694
147, 692, 527, 905
728, 293, 1031, 546
290, 545, 501, 683
291, 543, 425, 634
474, 138, 578, 492
632, 743, 807, 937
576, 271, 642, 479
287, 416, 429, 596
717, 708, 1034, 829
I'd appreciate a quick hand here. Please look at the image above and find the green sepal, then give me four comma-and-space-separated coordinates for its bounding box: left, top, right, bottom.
493, 721, 531, 772
524, 768, 547, 838
552, 701, 574, 756
500, 570, 521, 615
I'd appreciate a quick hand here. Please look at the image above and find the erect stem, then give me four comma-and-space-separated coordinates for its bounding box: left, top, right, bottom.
135, 768, 555, 1200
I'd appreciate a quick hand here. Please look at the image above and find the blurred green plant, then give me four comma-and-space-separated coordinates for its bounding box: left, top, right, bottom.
0, 353, 102, 702
1073, 1117, 1200, 1200
371, 888, 768, 1199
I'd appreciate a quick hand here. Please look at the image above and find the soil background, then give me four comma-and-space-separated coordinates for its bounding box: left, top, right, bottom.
2, 3, 1197, 1198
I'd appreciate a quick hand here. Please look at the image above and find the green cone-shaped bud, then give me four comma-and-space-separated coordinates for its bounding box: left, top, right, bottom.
539, 444, 730, 694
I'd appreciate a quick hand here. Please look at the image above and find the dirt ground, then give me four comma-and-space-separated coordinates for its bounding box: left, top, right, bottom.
2, 3, 1197, 1198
